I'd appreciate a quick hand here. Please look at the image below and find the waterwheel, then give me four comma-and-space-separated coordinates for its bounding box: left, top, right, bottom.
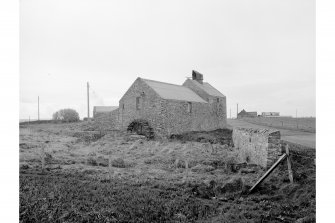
127, 119, 155, 139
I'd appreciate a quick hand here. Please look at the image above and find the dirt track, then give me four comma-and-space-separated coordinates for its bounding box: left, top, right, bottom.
227, 119, 316, 149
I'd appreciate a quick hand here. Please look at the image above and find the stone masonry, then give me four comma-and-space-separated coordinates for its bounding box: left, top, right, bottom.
232, 127, 283, 168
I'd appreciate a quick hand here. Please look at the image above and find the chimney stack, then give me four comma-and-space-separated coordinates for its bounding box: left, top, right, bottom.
192, 70, 203, 84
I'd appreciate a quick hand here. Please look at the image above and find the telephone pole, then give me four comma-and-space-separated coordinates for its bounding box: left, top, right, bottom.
296, 109, 298, 129
87, 82, 90, 120
38, 96, 40, 121
296, 109, 297, 118
237, 103, 238, 119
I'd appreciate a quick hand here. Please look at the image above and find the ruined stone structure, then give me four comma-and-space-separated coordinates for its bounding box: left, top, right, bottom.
232, 127, 282, 168
237, 109, 257, 118
111, 70, 227, 137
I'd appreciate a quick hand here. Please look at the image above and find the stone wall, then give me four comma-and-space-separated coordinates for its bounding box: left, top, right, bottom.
183, 79, 227, 125
117, 78, 164, 136
93, 112, 111, 119
160, 99, 226, 136
232, 127, 282, 168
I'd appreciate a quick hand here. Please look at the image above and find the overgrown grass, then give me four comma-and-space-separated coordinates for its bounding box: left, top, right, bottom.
20, 172, 219, 223
20, 147, 316, 223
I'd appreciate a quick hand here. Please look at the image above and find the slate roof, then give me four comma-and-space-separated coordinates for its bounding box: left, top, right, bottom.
187, 79, 225, 97
141, 78, 207, 103
93, 106, 118, 113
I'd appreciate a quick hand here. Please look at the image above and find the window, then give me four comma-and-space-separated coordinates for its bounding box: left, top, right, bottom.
122, 104, 125, 110
141, 92, 146, 104
217, 98, 220, 103
136, 97, 140, 110
187, 102, 192, 113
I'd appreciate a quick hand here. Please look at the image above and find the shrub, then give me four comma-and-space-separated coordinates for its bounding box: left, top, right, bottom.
52, 108, 80, 122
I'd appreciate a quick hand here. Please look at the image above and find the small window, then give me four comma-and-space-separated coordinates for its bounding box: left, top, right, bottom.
187, 102, 192, 113
217, 98, 220, 103
141, 92, 146, 104
136, 97, 140, 110
122, 104, 125, 110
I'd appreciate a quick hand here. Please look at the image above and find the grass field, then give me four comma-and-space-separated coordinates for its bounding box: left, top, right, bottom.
240, 117, 316, 133
19, 122, 315, 222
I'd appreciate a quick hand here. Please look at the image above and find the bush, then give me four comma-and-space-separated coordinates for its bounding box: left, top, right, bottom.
52, 108, 80, 122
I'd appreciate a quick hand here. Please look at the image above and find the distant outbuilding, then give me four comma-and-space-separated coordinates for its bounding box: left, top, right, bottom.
261, 112, 280, 117
93, 106, 118, 118
237, 109, 257, 119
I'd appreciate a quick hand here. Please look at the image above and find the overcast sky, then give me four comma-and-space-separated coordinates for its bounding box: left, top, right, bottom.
20, 0, 315, 119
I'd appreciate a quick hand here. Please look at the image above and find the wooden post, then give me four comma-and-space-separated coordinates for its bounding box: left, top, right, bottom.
210, 144, 216, 154
182, 159, 189, 183
249, 145, 294, 194
249, 153, 287, 194
108, 154, 113, 181
41, 146, 45, 173
286, 144, 294, 183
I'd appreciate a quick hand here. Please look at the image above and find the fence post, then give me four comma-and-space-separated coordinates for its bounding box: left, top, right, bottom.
285, 144, 294, 183
182, 158, 189, 183
108, 154, 114, 182
41, 145, 45, 173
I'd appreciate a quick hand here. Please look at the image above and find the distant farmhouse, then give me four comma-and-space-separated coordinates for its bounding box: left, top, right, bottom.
110, 70, 227, 138
261, 112, 280, 117
93, 106, 118, 119
237, 109, 257, 118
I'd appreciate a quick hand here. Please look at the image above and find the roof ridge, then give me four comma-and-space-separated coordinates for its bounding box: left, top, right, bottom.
188, 79, 225, 97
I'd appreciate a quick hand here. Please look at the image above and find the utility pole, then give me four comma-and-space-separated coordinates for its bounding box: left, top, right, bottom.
296, 109, 298, 129
87, 82, 90, 120
38, 96, 40, 121
237, 103, 238, 119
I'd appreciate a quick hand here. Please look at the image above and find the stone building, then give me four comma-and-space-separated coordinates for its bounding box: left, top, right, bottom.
261, 112, 280, 117
237, 109, 257, 118
93, 106, 118, 119
111, 70, 227, 138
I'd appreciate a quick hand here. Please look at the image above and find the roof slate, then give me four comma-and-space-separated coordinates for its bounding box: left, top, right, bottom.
141, 78, 207, 103
188, 79, 225, 97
